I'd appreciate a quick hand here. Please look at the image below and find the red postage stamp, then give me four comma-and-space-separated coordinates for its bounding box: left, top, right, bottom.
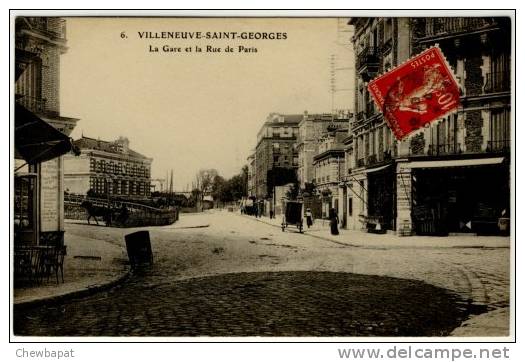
368, 46, 460, 140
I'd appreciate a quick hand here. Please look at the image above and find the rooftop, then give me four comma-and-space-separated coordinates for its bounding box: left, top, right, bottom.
73, 136, 150, 161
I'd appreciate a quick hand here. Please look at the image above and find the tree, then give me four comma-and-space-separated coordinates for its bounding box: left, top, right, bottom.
266, 167, 298, 198
286, 182, 300, 200
302, 182, 316, 197
211, 174, 226, 207
194, 169, 219, 211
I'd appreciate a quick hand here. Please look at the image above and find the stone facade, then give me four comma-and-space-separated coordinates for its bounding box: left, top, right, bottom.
254, 113, 301, 199
313, 128, 348, 219
347, 17, 511, 236
297, 112, 350, 189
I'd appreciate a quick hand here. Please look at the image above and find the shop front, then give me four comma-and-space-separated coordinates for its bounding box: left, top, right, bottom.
14, 103, 76, 246
366, 163, 395, 232
409, 157, 509, 236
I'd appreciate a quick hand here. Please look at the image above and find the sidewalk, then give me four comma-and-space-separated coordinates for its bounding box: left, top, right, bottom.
244, 214, 510, 249
14, 232, 130, 306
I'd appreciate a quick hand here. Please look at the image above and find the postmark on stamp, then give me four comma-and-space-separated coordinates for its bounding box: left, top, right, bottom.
368, 46, 460, 140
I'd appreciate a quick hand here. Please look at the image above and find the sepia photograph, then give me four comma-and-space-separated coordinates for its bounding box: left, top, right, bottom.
11, 11, 514, 340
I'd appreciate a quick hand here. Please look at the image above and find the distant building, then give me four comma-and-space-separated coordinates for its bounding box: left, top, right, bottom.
255, 113, 302, 199
297, 111, 351, 190
247, 151, 256, 197
63, 136, 152, 200
312, 125, 348, 218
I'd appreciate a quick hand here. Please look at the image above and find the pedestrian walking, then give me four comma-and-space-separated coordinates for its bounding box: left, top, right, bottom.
329, 208, 339, 235
258, 201, 263, 218
305, 208, 313, 228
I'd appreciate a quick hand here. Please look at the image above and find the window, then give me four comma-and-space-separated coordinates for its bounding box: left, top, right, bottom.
384, 19, 393, 42
15, 60, 43, 112
429, 114, 459, 155
359, 181, 365, 214
489, 108, 510, 151
384, 125, 392, 151
348, 197, 353, 216
370, 130, 376, 156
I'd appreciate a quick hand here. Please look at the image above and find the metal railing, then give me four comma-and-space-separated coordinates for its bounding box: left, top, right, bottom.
367, 154, 377, 165
423, 18, 498, 38
486, 140, 510, 152
25, 17, 66, 40
357, 158, 365, 168
366, 102, 376, 118
427, 143, 462, 156
64, 194, 179, 227
484, 72, 510, 93
356, 46, 380, 70
381, 37, 393, 53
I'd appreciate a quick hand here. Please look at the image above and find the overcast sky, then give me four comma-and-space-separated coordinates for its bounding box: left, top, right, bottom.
61, 17, 354, 190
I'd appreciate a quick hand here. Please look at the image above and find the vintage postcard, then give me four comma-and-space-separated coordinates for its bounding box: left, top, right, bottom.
11, 12, 514, 341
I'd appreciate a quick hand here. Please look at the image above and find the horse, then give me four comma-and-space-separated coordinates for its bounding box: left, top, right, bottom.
80, 201, 113, 226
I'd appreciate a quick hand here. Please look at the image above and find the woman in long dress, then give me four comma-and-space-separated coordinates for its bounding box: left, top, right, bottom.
305, 208, 313, 228
329, 208, 339, 235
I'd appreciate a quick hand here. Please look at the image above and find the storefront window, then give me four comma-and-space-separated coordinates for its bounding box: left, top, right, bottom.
14, 175, 36, 244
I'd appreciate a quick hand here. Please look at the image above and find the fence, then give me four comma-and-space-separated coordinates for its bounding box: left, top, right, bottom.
64, 194, 179, 227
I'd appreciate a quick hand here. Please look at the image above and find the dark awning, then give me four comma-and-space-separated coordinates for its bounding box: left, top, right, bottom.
15, 103, 73, 164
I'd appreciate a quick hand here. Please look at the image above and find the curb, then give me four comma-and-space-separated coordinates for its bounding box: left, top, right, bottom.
164, 224, 210, 229
240, 214, 510, 250
13, 266, 131, 310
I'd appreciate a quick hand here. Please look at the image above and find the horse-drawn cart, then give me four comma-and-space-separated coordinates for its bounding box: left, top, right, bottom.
281, 201, 304, 233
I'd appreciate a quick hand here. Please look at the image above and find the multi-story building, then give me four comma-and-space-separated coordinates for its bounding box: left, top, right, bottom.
345, 17, 511, 236
254, 113, 302, 199
63, 136, 153, 200
297, 111, 350, 190
14, 17, 79, 246
403, 17, 511, 236
312, 125, 348, 219
246, 151, 256, 197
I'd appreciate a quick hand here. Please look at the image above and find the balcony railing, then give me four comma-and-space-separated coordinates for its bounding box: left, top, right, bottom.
427, 143, 462, 156
381, 37, 393, 53
356, 46, 380, 75
484, 72, 510, 93
17, 96, 46, 114
367, 154, 377, 165
423, 18, 498, 39
486, 140, 510, 152
357, 158, 365, 168
378, 150, 392, 163
25, 17, 66, 40
365, 102, 376, 118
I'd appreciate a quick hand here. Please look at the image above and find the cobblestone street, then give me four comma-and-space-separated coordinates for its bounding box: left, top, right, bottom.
13, 211, 510, 337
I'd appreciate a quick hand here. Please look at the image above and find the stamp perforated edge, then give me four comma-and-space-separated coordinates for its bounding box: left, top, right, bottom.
366, 44, 462, 141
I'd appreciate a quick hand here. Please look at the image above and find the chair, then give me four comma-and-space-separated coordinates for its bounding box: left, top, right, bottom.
39, 246, 67, 284
14, 249, 32, 282
14, 247, 41, 285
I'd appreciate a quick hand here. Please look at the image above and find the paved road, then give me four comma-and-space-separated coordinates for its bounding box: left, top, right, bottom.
13, 211, 510, 337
